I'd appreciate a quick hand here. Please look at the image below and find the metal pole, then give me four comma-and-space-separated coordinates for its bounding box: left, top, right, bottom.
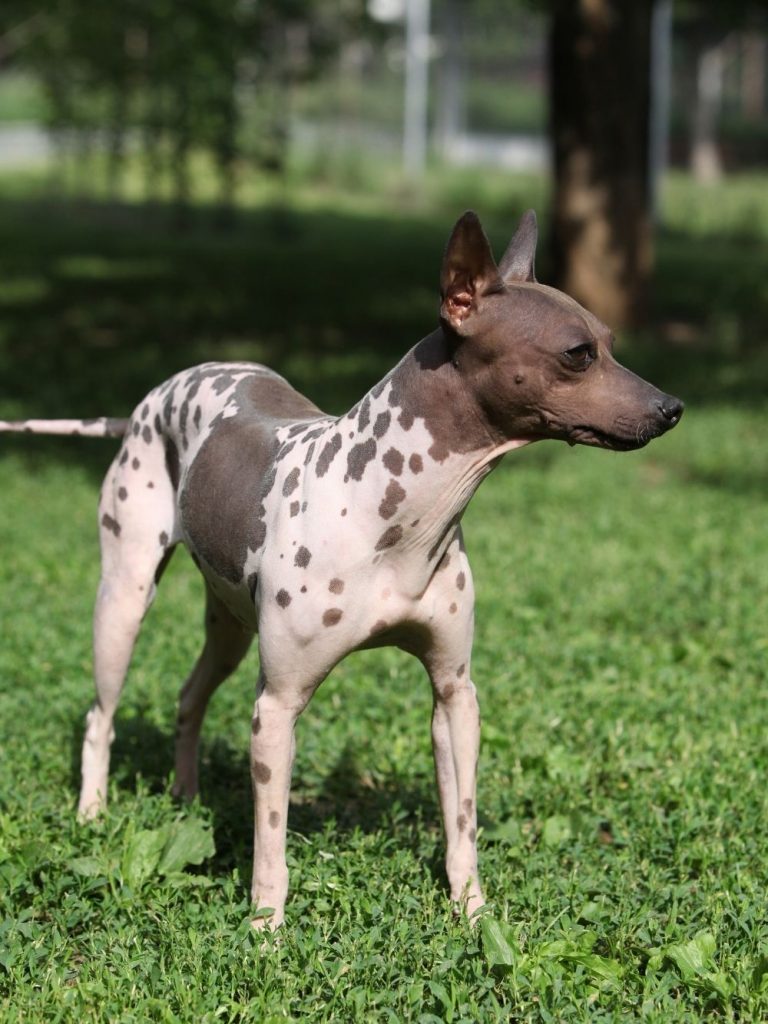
403, 0, 430, 178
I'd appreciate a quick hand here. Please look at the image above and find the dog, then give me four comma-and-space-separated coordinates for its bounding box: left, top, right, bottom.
0, 210, 683, 927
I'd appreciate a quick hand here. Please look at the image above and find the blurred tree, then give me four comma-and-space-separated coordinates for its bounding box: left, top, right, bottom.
548, 0, 654, 328
9, 0, 367, 218
546, 0, 767, 327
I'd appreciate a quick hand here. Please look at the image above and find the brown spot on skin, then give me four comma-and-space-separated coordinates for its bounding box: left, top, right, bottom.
438, 552, 451, 571
290, 501, 300, 517
398, 410, 414, 431
457, 663, 466, 678
370, 619, 388, 634
147, 481, 154, 488
101, 513, 121, 537
341, 508, 347, 517
118, 487, 128, 501
329, 578, 344, 594
456, 571, 466, 590
269, 811, 280, 829
323, 608, 343, 627
141, 403, 149, 420
316, 432, 342, 476
142, 425, 152, 444
251, 717, 261, 735
463, 798, 473, 814
372, 410, 391, 439
441, 684, 455, 700
159, 531, 169, 547
457, 814, 467, 833
282, 467, 300, 497
346, 438, 377, 482
469, 829, 477, 843
378, 479, 406, 520
411, 519, 420, 528
357, 396, 371, 432
409, 453, 423, 474
132, 457, 140, 470
375, 525, 403, 551
132, 422, 140, 436
382, 448, 404, 476
449, 602, 458, 614
119, 449, 129, 465
295, 546, 311, 568
253, 761, 272, 784
300, 585, 307, 593
276, 589, 292, 608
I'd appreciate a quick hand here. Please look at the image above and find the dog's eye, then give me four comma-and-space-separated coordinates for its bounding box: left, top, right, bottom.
562, 343, 595, 370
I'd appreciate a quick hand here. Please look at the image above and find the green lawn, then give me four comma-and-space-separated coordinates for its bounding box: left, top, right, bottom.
1, 168, 767, 1021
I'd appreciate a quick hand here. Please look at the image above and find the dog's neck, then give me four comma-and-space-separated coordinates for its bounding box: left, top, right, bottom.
344, 329, 531, 583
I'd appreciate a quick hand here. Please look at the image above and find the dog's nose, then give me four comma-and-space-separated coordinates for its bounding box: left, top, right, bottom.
656, 395, 684, 426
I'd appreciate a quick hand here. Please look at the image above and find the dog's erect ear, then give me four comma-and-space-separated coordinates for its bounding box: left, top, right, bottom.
440, 211, 504, 334
498, 209, 537, 283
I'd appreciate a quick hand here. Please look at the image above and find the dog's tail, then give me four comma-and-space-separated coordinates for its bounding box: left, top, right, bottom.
0, 417, 129, 438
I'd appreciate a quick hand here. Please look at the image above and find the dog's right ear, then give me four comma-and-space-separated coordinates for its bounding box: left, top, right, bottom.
498, 209, 537, 283
440, 211, 504, 335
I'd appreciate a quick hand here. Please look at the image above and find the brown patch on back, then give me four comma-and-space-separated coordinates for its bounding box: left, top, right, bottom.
329, 578, 345, 594
323, 608, 343, 627
180, 373, 323, 584
276, 589, 292, 608
409, 453, 423, 474
456, 571, 466, 590
268, 810, 280, 829
253, 761, 272, 784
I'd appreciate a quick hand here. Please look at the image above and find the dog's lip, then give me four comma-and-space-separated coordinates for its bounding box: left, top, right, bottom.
567, 425, 650, 452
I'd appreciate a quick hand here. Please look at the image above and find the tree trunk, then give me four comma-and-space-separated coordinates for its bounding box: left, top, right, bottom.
549, 0, 654, 328
690, 38, 724, 183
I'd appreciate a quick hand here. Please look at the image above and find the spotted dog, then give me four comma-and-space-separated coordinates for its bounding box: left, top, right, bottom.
0, 211, 683, 928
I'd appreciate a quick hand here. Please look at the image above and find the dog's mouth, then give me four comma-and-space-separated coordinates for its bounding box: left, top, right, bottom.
566, 425, 655, 452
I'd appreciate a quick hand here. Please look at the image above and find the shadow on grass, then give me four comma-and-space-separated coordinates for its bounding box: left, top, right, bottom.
71, 711, 441, 883
2, 193, 767, 482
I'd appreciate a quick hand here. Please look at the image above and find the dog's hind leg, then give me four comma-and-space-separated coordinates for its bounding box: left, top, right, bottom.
172, 586, 254, 801
78, 442, 178, 819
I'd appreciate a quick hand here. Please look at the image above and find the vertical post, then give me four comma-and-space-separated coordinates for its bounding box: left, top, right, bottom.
403, 0, 430, 178
649, 0, 672, 223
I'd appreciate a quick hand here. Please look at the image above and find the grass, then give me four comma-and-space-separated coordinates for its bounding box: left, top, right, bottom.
1, 164, 767, 1020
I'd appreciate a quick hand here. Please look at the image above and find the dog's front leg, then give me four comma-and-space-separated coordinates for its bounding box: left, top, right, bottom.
249, 665, 316, 930
418, 557, 485, 919
430, 672, 484, 919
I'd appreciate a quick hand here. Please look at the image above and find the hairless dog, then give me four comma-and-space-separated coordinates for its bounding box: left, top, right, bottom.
0, 210, 683, 928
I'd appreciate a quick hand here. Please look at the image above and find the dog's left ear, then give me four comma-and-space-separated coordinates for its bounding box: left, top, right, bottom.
498, 209, 537, 283
440, 211, 504, 335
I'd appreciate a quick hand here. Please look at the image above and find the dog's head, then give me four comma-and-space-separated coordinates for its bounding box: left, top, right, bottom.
440, 211, 683, 451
